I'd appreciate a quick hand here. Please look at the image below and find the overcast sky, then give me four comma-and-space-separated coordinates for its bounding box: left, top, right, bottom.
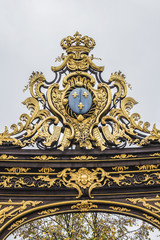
0, 0, 160, 239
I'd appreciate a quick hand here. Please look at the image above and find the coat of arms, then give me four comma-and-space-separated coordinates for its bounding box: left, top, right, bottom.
0, 32, 160, 151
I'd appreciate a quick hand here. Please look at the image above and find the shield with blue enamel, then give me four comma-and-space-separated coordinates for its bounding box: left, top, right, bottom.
68, 88, 92, 115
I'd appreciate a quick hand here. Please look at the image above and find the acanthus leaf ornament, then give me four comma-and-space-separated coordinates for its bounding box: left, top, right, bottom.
0, 32, 160, 151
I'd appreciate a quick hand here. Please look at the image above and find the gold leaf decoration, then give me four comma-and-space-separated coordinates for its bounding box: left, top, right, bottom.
38, 168, 55, 173
8, 218, 27, 230
33, 168, 134, 198
31, 155, 57, 161
71, 156, 97, 161
136, 165, 159, 171
1, 168, 160, 199
150, 153, 160, 157
0, 155, 17, 160
5, 168, 30, 175
143, 214, 160, 226
111, 154, 137, 159
38, 208, 59, 215
126, 195, 160, 213
112, 166, 129, 172
71, 200, 98, 212
0, 199, 42, 226
109, 206, 131, 212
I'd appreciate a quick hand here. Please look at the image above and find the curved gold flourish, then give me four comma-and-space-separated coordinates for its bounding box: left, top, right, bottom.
8, 218, 27, 231
31, 155, 57, 161
143, 214, 160, 226
0, 155, 17, 160
0, 199, 42, 226
5, 168, 30, 175
101, 70, 160, 148
0, 72, 59, 148
38, 208, 59, 216
109, 206, 131, 212
126, 195, 160, 213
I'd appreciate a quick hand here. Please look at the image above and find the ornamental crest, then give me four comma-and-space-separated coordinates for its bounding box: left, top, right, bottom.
0, 31, 160, 151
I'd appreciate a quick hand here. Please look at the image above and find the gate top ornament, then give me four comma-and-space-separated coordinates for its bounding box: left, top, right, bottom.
0, 32, 160, 151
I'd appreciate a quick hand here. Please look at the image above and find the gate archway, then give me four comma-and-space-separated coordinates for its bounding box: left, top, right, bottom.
0, 32, 160, 239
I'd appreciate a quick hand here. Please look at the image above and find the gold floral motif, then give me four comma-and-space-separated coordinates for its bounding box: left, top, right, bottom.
38, 168, 55, 173
31, 155, 57, 161
143, 214, 160, 226
132, 172, 160, 185
38, 208, 59, 215
112, 166, 129, 171
111, 154, 137, 159
150, 153, 160, 157
136, 165, 159, 171
8, 218, 27, 230
0, 155, 17, 160
126, 195, 160, 213
0, 199, 42, 225
71, 156, 97, 161
71, 200, 98, 212
109, 206, 131, 212
5, 168, 30, 175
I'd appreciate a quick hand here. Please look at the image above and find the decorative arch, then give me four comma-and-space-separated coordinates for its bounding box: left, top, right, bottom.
2, 198, 160, 240
0, 32, 160, 239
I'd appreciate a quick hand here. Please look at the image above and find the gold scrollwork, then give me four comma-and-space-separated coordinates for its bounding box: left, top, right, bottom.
136, 165, 159, 171
112, 166, 129, 172
0, 155, 17, 160
150, 153, 160, 157
5, 168, 30, 175
143, 214, 160, 226
31, 155, 57, 161
30, 168, 133, 198
111, 154, 137, 159
8, 218, 27, 230
38, 208, 59, 215
126, 195, 160, 213
109, 206, 131, 212
38, 168, 55, 173
1, 168, 160, 199
71, 156, 97, 161
71, 200, 98, 212
0, 199, 42, 225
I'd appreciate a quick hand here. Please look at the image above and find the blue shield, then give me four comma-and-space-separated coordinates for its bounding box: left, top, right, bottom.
68, 88, 92, 114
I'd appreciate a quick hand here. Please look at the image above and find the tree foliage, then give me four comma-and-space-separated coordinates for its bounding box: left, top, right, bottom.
13, 212, 158, 240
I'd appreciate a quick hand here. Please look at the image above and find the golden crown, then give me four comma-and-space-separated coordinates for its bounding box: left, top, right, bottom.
60, 32, 96, 53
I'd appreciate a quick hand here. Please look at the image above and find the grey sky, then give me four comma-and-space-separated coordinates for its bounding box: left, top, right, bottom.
0, 0, 160, 239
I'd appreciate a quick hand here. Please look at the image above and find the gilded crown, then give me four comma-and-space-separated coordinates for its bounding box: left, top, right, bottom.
60, 32, 96, 53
